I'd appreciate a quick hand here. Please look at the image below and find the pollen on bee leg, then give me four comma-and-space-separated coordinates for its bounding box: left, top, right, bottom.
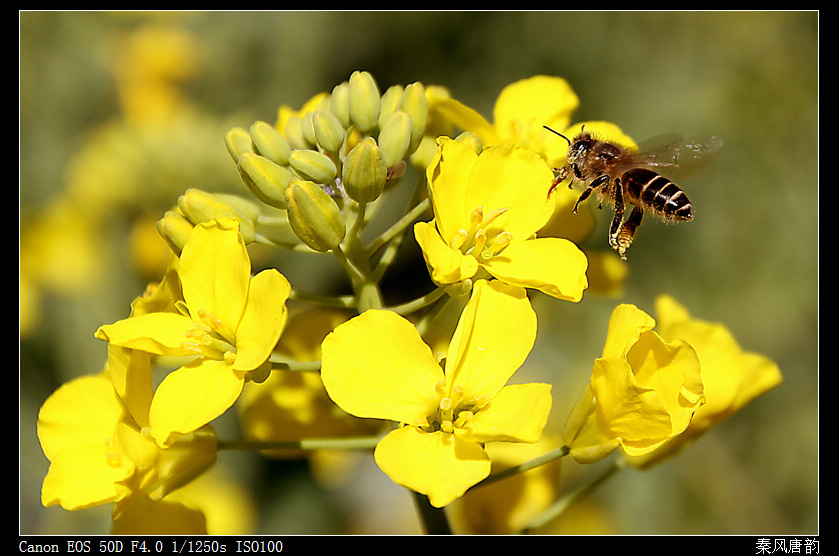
614, 227, 634, 260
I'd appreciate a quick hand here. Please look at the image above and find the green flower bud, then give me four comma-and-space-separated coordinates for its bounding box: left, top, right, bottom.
377, 85, 404, 130
301, 112, 318, 147
312, 110, 346, 154
237, 152, 292, 209
342, 137, 387, 204
400, 82, 428, 153
284, 179, 346, 252
348, 70, 381, 133
215, 192, 262, 224
454, 131, 484, 155
330, 82, 351, 129
284, 116, 310, 150
288, 149, 337, 184
156, 209, 194, 255
177, 188, 256, 243
224, 126, 253, 162
377, 111, 412, 168
249, 120, 291, 166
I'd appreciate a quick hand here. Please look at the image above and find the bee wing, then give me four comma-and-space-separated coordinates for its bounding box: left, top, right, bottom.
635, 134, 723, 179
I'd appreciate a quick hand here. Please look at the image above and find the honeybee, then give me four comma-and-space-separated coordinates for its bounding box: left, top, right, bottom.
545, 125, 722, 260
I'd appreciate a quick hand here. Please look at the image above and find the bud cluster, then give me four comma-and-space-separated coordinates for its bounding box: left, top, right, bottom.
226, 71, 428, 252
156, 188, 261, 254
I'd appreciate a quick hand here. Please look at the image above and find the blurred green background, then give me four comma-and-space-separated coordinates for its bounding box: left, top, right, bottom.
20, 11, 817, 535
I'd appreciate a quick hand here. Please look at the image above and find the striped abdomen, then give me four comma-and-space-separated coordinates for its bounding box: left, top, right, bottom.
622, 167, 693, 221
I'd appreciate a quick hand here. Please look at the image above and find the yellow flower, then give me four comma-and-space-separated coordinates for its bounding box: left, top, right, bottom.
428, 75, 579, 156
624, 295, 783, 467
95, 218, 291, 446
37, 351, 217, 532
414, 137, 588, 301
563, 303, 705, 464
320, 280, 553, 508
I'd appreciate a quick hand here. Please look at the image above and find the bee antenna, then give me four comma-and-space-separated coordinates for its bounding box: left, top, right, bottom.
543, 125, 571, 146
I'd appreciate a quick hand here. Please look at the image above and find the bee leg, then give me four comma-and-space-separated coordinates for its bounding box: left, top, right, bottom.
608, 178, 625, 250
574, 174, 609, 213
615, 207, 644, 260
547, 166, 570, 198
572, 188, 593, 213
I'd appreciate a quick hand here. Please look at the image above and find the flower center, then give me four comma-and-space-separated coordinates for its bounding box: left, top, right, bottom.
451, 206, 513, 262
180, 308, 237, 363
416, 379, 491, 434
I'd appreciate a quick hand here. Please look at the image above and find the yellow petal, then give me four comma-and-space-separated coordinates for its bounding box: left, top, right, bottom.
41, 444, 129, 510
320, 309, 442, 424
600, 304, 656, 360
482, 237, 588, 301
179, 219, 250, 335
374, 427, 490, 508
37, 374, 134, 509
459, 383, 553, 443
445, 280, 536, 401
37, 374, 126, 461
149, 359, 244, 447
493, 75, 580, 145
106, 346, 154, 429
654, 295, 782, 431
95, 312, 195, 357
111, 497, 208, 535
414, 221, 478, 285
591, 358, 672, 451
626, 332, 703, 436
465, 144, 554, 239
426, 137, 477, 243
427, 96, 503, 146
234, 269, 291, 371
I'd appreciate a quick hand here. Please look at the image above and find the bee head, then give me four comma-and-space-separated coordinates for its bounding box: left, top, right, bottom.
544, 125, 594, 164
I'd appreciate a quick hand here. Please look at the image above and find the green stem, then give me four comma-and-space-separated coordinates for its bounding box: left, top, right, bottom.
387, 286, 447, 316
289, 289, 357, 309
217, 435, 381, 452
267, 356, 321, 372
413, 492, 452, 535
468, 445, 570, 493
519, 457, 626, 534
365, 197, 430, 257
331, 244, 366, 286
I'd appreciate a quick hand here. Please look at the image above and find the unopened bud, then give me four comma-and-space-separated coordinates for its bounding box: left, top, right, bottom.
342, 137, 387, 204
288, 149, 337, 185
224, 126, 253, 162
378, 85, 404, 130
301, 112, 318, 147
377, 111, 412, 167
330, 82, 351, 129
284, 179, 346, 252
249, 121, 291, 166
401, 82, 428, 153
312, 111, 346, 154
348, 70, 381, 133
284, 116, 310, 150
237, 152, 292, 209
177, 189, 256, 243
156, 209, 194, 255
